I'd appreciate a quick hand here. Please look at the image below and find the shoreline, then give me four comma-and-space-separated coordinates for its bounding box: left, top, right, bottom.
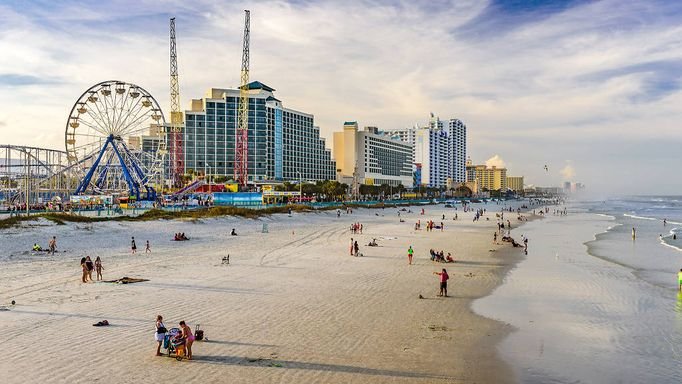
1, 204, 533, 383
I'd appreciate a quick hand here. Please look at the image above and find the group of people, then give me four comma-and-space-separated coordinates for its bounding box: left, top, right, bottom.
349, 238, 360, 256
32, 236, 58, 254
429, 249, 455, 263
424, 220, 443, 232
80, 256, 103, 282
350, 223, 363, 234
174, 233, 189, 241
155, 315, 195, 360
131, 237, 151, 253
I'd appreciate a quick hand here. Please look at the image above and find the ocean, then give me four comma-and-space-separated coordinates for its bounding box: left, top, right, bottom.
474, 196, 682, 383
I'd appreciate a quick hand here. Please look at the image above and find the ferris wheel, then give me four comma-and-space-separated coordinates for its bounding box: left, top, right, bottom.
65, 80, 166, 200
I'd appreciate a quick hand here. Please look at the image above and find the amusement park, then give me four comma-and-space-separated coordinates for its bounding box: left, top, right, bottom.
0, 12, 310, 215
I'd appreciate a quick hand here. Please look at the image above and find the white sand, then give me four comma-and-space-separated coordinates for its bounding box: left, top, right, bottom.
0, 206, 522, 383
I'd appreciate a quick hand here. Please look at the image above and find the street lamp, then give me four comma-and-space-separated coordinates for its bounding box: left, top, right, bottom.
206, 164, 212, 192
296, 171, 302, 203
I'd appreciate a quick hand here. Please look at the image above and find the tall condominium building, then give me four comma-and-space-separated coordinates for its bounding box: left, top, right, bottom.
182, 81, 335, 182
506, 176, 524, 192
388, 114, 466, 188
466, 160, 508, 191
333, 122, 413, 188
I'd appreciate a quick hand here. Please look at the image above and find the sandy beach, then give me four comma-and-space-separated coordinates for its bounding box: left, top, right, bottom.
1, 205, 525, 383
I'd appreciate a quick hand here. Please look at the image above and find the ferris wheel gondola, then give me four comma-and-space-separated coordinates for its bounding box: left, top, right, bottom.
65, 80, 166, 200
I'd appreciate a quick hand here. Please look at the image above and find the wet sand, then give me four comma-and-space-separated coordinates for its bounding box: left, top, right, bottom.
0, 206, 526, 383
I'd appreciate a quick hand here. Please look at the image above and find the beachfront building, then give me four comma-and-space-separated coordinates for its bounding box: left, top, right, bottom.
466, 160, 507, 191
506, 176, 524, 192
333, 122, 414, 188
387, 114, 466, 188
182, 81, 335, 183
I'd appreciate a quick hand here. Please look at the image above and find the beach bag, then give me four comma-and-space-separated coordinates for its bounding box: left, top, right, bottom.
157, 326, 167, 334
194, 324, 204, 341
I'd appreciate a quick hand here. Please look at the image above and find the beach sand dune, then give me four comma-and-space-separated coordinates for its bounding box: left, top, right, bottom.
1, 208, 520, 383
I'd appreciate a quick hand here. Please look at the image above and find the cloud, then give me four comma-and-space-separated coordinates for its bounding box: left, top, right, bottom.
485, 155, 506, 168
0, 74, 59, 86
0, 0, 681, 194
560, 162, 576, 181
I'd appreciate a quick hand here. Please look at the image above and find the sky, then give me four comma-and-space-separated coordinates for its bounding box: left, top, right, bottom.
0, 0, 681, 195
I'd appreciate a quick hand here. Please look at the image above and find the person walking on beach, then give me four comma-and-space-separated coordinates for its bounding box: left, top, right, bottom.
632, 227, 636, 240
350, 238, 354, 256
434, 268, 449, 297
145, 240, 151, 253
95, 256, 103, 281
48, 236, 57, 255
407, 246, 414, 265
179, 321, 194, 360
155, 315, 167, 356
80, 257, 88, 283
354, 240, 359, 257
493, 232, 497, 244
131, 237, 137, 254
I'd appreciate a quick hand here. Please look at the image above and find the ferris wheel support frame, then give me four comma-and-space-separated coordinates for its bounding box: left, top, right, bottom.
74, 134, 156, 201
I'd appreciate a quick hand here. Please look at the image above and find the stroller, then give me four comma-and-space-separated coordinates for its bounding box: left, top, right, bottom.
163, 327, 186, 361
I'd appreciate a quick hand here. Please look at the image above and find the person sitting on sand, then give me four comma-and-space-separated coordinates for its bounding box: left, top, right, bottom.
446, 253, 454, 263
230, 229, 237, 236
368, 238, 378, 246
32, 243, 42, 251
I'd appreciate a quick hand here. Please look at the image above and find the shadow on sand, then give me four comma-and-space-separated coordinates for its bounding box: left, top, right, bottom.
191, 354, 456, 380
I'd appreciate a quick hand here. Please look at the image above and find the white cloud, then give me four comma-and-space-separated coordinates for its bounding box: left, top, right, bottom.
0, 0, 681, 194
485, 154, 506, 168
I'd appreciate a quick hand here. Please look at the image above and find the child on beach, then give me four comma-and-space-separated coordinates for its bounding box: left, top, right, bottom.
407, 246, 414, 265
131, 237, 137, 254
95, 256, 103, 281
434, 268, 449, 297
179, 321, 195, 360
145, 240, 151, 253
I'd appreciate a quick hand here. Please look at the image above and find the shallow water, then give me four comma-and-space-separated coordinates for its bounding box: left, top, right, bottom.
474, 198, 682, 384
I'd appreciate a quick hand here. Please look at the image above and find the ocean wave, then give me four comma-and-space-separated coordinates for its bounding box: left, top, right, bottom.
624, 213, 658, 221
622, 213, 682, 225
659, 238, 682, 253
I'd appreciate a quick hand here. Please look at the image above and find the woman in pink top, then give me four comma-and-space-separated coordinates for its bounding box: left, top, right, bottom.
433, 268, 449, 297
179, 321, 195, 360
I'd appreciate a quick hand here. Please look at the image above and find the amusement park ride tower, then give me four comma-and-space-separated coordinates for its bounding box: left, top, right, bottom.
235, 10, 250, 188
169, 17, 184, 188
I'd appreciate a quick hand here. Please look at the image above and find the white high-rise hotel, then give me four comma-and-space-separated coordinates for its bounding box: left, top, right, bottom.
388, 114, 467, 188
